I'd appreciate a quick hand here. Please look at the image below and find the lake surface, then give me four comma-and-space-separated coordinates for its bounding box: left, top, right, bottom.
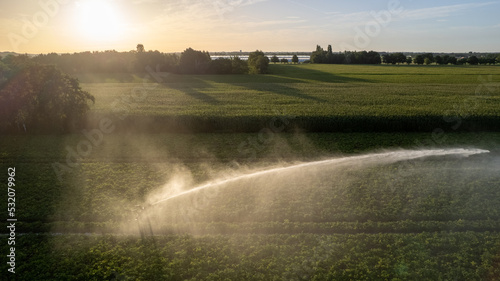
211, 55, 310, 62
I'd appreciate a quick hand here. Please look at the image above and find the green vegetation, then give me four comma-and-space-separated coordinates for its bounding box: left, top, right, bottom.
78, 64, 500, 132
0, 63, 94, 133
311, 45, 381, 64
1, 63, 500, 279
3, 232, 500, 280
1, 132, 500, 279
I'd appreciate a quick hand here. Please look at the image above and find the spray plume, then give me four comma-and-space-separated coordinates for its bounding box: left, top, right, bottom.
150, 148, 489, 206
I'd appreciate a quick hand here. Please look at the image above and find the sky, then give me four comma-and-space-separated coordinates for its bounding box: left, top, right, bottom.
1, 0, 499, 54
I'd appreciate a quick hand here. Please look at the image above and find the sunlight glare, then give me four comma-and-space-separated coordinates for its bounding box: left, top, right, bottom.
76, 0, 124, 41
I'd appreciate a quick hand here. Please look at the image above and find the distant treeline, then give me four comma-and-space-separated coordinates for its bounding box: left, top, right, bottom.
9, 45, 274, 75
310, 44, 500, 65
310, 45, 382, 64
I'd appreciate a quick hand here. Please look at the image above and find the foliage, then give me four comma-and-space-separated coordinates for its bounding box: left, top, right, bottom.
383, 53, 407, 64
0, 63, 94, 133
135, 50, 179, 72
230, 56, 249, 74
136, 43, 145, 53
31, 49, 252, 75
208, 57, 249, 74
248, 50, 270, 74
209, 58, 233, 74
311, 45, 381, 64
423, 53, 434, 63
1, 232, 500, 280
2, 52, 500, 280
413, 55, 424, 65
72, 64, 500, 133
468, 56, 479, 65
178, 48, 212, 74
1, 131, 500, 279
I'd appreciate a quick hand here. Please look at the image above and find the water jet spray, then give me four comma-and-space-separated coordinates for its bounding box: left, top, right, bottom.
149, 148, 489, 207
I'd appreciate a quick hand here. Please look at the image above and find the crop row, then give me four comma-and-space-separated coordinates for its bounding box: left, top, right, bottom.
1, 232, 499, 280
1, 152, 499, 234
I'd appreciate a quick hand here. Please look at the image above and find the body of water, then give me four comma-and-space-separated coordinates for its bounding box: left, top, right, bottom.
211, 55, 310, 63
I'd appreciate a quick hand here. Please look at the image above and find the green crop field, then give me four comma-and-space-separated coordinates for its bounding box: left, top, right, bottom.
2, 64, 500, 280
78, 64, 500, 133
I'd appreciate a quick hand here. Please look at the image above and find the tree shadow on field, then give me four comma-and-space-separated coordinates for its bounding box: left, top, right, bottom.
161, 76, 220, 105
201, 65, 370, 103
268, 64, 371, 84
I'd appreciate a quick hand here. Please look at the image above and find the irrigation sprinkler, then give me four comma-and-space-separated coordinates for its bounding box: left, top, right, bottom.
135, 204, 153, 238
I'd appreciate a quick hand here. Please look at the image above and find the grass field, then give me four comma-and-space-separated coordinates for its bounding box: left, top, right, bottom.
2, 64, 500, 280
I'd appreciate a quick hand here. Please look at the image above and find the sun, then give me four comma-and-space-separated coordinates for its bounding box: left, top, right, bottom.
76, 0, 124, 42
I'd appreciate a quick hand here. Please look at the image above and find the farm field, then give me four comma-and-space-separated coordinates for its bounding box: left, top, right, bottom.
2, 64, 500, 280
78, 64, 500, 133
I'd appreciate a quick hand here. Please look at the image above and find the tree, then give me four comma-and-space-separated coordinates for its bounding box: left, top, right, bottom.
179, 47, 211, 74
414, 55, 424, 65
366, 51, 381, 64
435, 55, 444, 65
136, 44, 145, 53
0, 64, 94, 133
467, 56, 479, 65
271, 55, 280, 64
382, 53, 405, 64
231, 56, 248, 74
280, 58, 289, 64
406, 56, 413, 65
394, 53, 407, 64
457, 58, 468, 65
248, 50, 269, 74
292, 54, 299, 64
0, 60, 11, 85
442, 55, 450, 65
424, 58, 432, 65
382, 54, 393, 64
310, 45, 326, 63
423, 53, 434, 64
209, 58, 232, 74
447, 56, 457, 65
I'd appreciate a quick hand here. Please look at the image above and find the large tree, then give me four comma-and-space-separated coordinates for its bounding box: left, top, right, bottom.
178, 48, 211, 74
435, 55, 444, 65
414, 55, 424, 65
136, 44, 145, 53
0, 64, 94, 133
467, 56, 479, 65
248, 50, 269, 74
311, 45, 326, 63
